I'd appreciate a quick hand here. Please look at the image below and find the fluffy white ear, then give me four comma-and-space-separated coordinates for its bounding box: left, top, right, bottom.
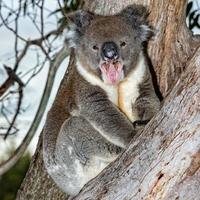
64, 26, 78, 48
140, 24, 155, 41
67, 10, 94, 32
65, 10, 94, 48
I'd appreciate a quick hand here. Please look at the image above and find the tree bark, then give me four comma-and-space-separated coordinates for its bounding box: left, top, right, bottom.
74, 47, 200, 200
16, 0, 200, 200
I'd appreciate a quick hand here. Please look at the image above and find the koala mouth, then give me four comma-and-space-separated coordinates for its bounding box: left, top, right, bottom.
100, 60, 123, 85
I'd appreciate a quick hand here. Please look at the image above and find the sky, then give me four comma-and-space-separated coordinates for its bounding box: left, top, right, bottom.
0, 0, 199, 161
0, 0, 69, 159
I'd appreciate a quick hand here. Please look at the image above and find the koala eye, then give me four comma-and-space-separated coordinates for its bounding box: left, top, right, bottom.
120, 41, 127, 48
92, 45, 99, 51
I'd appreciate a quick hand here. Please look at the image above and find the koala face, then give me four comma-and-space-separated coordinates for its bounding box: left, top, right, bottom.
66, 5, 153, 85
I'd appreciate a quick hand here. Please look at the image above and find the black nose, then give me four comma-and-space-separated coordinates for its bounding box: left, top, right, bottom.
101, 42, 118, 60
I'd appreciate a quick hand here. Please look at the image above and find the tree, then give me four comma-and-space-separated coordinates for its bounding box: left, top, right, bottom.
0, 0, 76, 176
5, 0, 200, 199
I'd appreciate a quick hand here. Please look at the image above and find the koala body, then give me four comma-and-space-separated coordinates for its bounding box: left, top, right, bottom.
43, 4, 160, 196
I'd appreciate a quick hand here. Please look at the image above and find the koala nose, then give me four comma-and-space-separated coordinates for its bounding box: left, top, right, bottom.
101, 42, 118, 60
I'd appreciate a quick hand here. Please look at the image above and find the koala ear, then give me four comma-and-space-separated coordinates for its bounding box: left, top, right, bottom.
139, 24, 155, 41
120, 4, 149, 21
67, 10, 94, 32
65, 10, 94, 48
119, 4, 154, 41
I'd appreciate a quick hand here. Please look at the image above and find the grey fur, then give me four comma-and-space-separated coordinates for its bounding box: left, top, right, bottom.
43, 4, 160, 196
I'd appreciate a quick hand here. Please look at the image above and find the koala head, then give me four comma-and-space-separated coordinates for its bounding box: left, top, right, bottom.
66, 4, 153, 85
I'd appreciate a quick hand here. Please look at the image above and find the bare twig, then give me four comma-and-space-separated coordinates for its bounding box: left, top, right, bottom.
40, 0, 44, 36
0, 65, 24, 97
13, 0, 22, 71
23, 55, 48, 86
4, 85, 23, 140
0, 4, 27, 42
0, 27, 63, 97
58, 0, 68, 18
0, 45, 70, 176
4, 65, 25, 86
0, 67, 24, 136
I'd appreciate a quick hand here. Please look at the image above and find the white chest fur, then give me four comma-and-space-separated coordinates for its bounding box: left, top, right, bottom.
118, 55, 146, 121
76, 53, 146, 122
76, 60, 119, 105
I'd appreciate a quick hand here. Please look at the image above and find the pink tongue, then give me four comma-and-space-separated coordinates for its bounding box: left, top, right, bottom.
107, 63, 118, 84
100, 61, 123, 84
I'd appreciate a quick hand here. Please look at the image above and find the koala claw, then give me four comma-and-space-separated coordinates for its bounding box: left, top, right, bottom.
132, 119, 150, 128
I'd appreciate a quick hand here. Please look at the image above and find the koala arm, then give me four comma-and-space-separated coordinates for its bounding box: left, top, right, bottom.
78, 88, 135, 148
134, 75, 160, 121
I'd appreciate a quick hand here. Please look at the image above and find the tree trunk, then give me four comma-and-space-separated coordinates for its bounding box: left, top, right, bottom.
74, 47, 200, 200
16, 0, 200, 200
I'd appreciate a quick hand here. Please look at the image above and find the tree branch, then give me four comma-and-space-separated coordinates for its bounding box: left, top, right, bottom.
0, 26, 64, 97
0, 65, 24, 97
148, 0, 200, 96
0, 45, 70, 176
73, 47, 200, 200
3, 84, 23, 139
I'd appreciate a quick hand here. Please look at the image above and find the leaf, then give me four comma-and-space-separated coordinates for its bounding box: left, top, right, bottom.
189, 10, 199, 29
23, 1, 27, 16
186, 2, 193, 17
48, 8, 62, 17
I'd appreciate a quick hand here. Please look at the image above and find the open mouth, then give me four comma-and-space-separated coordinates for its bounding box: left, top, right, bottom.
100, 60, 123, 85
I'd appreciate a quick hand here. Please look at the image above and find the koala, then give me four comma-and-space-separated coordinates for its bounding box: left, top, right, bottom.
43, 4, 160, 197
